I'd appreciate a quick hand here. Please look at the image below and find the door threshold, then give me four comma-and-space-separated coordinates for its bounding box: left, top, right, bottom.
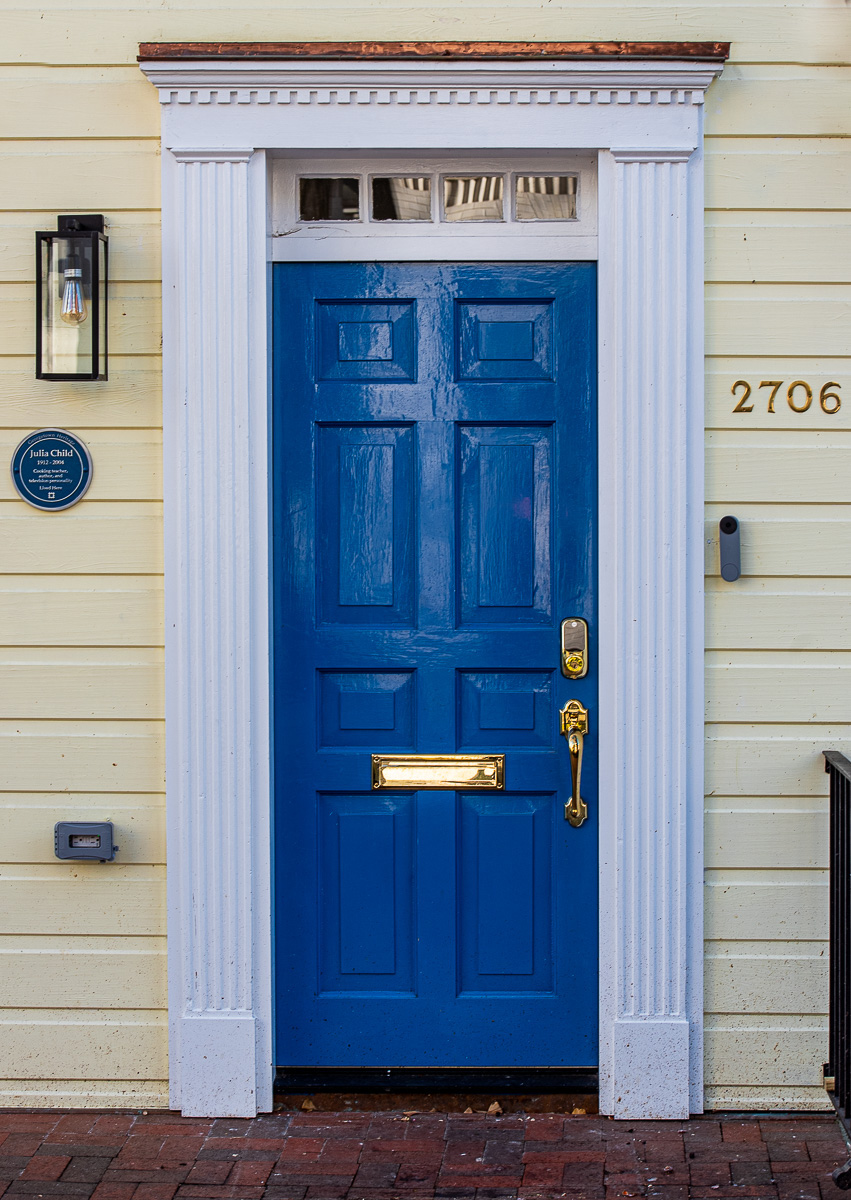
274, 1067, 598, 1094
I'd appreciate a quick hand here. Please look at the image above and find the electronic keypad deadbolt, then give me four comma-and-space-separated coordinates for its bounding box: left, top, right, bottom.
560, 618, 588, 679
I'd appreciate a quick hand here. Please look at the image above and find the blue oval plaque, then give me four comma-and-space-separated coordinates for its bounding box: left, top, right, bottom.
11, 429, 93, 511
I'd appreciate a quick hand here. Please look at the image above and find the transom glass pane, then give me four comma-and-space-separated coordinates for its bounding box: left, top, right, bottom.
372, 177, 431, 221
299, 178, 360, 221
515, 175, 577, 221
443, 176, 504, 222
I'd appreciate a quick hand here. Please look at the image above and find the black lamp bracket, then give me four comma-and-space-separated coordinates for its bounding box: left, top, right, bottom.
57, 215, 105, 234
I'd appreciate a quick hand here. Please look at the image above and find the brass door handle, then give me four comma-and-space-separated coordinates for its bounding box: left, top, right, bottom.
560, 699, 589, 828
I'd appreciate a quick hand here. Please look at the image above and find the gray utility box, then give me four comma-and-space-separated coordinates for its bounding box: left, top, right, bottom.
54, 821, 118, 862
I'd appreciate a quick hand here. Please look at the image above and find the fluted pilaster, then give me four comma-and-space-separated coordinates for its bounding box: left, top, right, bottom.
598, 148, 704, 1118
163, 148, 271, 1117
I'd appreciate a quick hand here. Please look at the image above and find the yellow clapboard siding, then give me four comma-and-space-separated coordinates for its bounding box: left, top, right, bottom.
706, 363, 851, 431
4, 7, 850, 65
0, 944, 166, 1008
705, 141, 850, 211
2, 215, 161, 283
706, 727, 846, 795
0, 657, 163, 719
705, 808, 827, 869
0, 1079, 168, 1108
0, 145, 160, 211
705, 1085, 832, 1112
0, 429, 161, 501
704, 512, 851, 578
0, 1011, 166, 1080
706, 586, 851, 649
706, 658, 851, 723
0, 77, 161, 140
0, 867, 165, 935
705, 952, 827, 1015
0, 581, 163, 646
706, 220, 851, 284
1, 513, 162, 575
706, 444, 851, 504
0, 798, 165, 864
706, 289, 851, 358
0, 285, 161, 358
0, 366, 162, 427
704, 1024, 827, 1087
706, 69, 851, 138
705, 874, 827, 941
0, 720, 164, 792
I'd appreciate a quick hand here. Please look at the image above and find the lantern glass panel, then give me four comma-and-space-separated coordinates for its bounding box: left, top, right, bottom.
37, 232, 103, 379
98, 238, 107, 379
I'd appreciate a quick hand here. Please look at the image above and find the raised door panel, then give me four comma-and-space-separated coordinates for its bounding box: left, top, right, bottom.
318, 794, 415, 995
316, 424, 415, 626
458, 425, 553, 626
458, 796, 555, 995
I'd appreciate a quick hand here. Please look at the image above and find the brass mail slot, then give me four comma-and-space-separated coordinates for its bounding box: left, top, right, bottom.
372, 754, 505, 790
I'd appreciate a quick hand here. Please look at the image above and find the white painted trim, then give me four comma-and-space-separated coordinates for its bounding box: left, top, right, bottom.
161, 144, 272, 1116
142, 54, 722, 1119
597, 144, 705, 1118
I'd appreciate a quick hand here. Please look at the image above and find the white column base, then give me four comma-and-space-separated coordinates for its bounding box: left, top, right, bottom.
612, 1019, 691, 1120
176, 1014, 260, 1118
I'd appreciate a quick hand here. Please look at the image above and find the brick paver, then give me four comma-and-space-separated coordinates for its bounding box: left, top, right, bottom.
0, 1111, 843, 1200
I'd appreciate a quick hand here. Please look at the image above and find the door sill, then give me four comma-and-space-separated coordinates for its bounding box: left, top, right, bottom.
274, 1066, 598, 1093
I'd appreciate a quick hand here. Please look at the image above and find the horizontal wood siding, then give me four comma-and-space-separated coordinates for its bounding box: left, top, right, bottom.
2, 0, 846, 1109
702, 22, 847, 1108
1, 24, 167, 1107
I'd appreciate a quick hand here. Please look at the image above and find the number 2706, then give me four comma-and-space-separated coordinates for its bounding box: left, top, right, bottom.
732, 379, 841, 414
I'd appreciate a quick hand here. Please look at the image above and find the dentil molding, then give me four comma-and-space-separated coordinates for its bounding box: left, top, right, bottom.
143, 61, 721, 110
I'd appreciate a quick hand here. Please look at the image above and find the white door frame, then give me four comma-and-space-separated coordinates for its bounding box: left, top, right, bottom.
140, 50, 724, 1120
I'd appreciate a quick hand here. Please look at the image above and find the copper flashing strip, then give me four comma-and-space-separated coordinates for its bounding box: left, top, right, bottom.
138, 40, 730, 62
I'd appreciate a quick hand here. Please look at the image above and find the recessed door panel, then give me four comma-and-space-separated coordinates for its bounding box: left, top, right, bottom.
318, 301, 416, 381
458, 671, 553, 749
274, 263, 596, 1067
458, 795, 555, 994
457, 301, 554, 381
458, 425, 553, 625
318, 670, 415, 748
316, 424, 415, 626
318, 794, 415, 994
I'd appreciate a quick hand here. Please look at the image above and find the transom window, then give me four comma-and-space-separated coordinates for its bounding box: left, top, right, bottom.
295, 172, 578, 223
270, 153, 596, 261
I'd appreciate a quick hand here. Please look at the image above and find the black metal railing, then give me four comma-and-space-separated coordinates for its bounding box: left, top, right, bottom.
824, 750, 851, 1186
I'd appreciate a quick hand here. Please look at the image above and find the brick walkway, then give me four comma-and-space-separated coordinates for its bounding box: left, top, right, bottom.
0, 1110, 846, 1200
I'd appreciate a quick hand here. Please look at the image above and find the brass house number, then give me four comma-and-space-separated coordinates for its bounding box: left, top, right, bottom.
732, 379, 842, 414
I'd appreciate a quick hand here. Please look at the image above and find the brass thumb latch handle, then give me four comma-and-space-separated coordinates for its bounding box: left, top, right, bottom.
560, 699, 589, 828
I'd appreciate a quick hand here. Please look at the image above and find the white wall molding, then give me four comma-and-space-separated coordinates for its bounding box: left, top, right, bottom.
170, 147, 255, 161
141, 53, 721, 1119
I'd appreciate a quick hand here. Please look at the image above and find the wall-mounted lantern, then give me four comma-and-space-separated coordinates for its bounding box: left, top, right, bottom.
36, 215, 108, 381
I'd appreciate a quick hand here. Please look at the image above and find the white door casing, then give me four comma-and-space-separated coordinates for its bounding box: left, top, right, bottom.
140, 53, 723, 1119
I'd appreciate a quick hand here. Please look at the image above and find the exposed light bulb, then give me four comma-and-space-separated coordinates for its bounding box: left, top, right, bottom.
59, 267, 87, 325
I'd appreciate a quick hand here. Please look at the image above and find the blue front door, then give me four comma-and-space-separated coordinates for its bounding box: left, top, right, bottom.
274, 262, 597, 1067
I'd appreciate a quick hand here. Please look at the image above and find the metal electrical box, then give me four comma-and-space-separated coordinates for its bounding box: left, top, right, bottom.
54, 821, 118, 862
